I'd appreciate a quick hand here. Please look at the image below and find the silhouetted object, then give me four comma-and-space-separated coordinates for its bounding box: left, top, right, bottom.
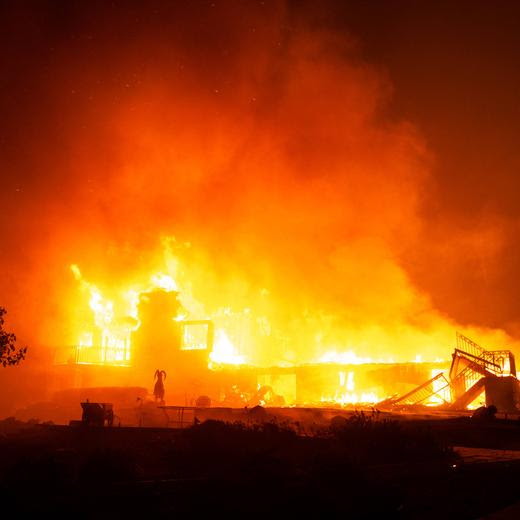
471, 404, 498, 421
154, 369, 167, 403
79, 401, 114, 426
248, 405, 267, 421
195, 395, 211, 407
132, 292, 183, 377
0, 307, 27, 367
483, 376, 520, 413
330, 415, 348, 431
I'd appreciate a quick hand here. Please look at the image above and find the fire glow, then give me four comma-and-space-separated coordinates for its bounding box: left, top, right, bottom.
60, 234, 520, 411
8, 6, 513, 412
61, 231, 520, 409
321, 370, 382, 405
69, 260, 246, 367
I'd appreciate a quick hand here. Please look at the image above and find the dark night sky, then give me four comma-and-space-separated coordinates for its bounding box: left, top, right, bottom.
324, 1, 520, 328
2, 0, 520, 343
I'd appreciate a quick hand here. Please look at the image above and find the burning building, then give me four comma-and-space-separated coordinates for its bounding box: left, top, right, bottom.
49, 258, 519, 414
2, 2, 520, 422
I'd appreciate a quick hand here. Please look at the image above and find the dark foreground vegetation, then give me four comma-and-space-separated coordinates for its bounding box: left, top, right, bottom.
0, 414, 519, 517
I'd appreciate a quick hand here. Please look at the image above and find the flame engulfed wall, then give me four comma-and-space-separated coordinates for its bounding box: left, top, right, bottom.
65, 236, 516, 368
68, 252, 247, 367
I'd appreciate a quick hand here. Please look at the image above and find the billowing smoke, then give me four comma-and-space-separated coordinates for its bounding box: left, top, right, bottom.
0, 1, 517, 412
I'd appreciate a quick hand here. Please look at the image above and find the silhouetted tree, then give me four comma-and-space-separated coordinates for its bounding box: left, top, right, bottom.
0, 307, 27, 367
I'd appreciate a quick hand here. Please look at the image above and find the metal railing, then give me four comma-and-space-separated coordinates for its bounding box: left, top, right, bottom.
389, 333, 516, 409
390, 372, 451, 406
450, 332, 516, 401
456, 332, 486, 359
456, 332, 516, 376
54, 345, 132, 367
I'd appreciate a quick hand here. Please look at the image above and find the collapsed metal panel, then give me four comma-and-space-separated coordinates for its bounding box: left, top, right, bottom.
388, 372, 451, 406
387, 332, 518, 411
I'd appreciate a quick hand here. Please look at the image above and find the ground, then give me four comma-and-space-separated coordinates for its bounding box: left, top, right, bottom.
1, 413, 520, 517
